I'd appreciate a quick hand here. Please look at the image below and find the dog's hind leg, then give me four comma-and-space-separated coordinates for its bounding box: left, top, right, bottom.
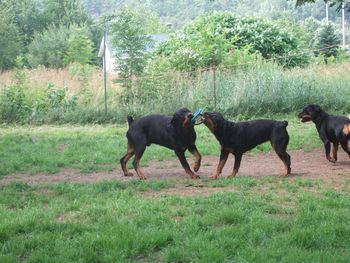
120, 143, 135, 177
271, 127, 291, 176
188, 145, 202, 172
275, 151, 291, 176
340, 140, 350, 158
210, 150, 229, 179
272, 141, 291, 176
332, 142, 339, 161
175, 149, 200, 179
132, 146, 147, 180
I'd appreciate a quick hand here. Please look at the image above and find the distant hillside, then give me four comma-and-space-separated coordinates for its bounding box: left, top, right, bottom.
83, 0, 341, 28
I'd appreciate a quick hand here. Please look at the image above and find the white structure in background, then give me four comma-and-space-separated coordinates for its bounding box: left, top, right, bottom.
98, 34, 168, 73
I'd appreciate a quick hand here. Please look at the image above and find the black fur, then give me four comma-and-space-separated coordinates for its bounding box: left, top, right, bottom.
202, 112, 291, 178
120, 108, 201, 180
298, 104, 350, 162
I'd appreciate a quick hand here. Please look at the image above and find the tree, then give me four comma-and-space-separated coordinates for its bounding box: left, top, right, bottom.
26, 25, 72, 68
64, 28, 95, 65
0, 0, 47, 46
158, 12, 307, 69
109, 8, 153, 80
314, 21, 341, 63
294, 0, 350, 11
0, 11, 22, 70
42, 0, 91, 27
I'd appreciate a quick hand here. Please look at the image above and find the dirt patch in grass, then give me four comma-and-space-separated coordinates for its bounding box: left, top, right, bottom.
1, 148, 350, 191
139, 186, 236, 198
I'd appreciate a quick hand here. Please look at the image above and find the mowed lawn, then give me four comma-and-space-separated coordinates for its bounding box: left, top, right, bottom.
1, 177, 350, 262
1, 117, 350, 262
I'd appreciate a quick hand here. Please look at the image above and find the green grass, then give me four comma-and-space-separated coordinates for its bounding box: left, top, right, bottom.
0, 177, 350, 262
0, 116, 320, 176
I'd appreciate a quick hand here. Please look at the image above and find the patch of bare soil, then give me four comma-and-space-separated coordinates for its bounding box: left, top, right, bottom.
140, 186, 237, 198
1, 148, 350, 188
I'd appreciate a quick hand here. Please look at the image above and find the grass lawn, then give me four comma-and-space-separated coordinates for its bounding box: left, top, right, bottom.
1, 177, 350, 262
0, 115, 321, 176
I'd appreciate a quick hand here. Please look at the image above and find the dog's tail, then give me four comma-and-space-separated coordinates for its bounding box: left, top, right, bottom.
343, 122, 350, 136
127, 116, 134, 126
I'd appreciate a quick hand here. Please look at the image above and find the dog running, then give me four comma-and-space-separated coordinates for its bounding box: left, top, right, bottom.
120, 108, 201, 180
201, 112, 291, 178
298, 104, 350, 162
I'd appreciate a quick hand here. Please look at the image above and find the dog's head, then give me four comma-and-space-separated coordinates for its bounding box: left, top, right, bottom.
171, 108, 194, 128
201, 111, 225, 133
298, 104, 323, 122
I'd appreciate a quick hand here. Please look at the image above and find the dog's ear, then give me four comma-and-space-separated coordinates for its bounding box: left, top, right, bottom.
171, 113, 181, 127
314, 105, 321, 112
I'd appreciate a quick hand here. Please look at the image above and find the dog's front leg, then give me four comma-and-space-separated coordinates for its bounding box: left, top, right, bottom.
209, 150, 229, 179
175, 149, 200, 179
188, 145, 202, 172
228, 153, 242, 177
323, 141, 336, 163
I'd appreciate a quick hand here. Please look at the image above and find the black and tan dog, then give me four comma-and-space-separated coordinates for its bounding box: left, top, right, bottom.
201, 112, 291, 178
120, 108, 201, 180
298, 104, 350, 162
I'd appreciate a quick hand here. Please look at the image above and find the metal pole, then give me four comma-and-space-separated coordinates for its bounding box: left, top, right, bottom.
326, 2, 329, 23
342, 2, 346, 48
213, 65, 217, 110
103, 27, 108, 114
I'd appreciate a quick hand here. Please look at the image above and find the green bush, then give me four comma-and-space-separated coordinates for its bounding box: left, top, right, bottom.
158, 12, 309, 69
0, 85, 31, 123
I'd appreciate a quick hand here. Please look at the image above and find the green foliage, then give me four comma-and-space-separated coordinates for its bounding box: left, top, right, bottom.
0, 85, 30, 123
26, 25, 71, 68
314, 21, 341, 63
158, 12, 308, 69
109, 7, 154, 80
67, 62, 95, 105
42, 0, 90, 28
295, 0, 350, 12
63, 28, 95, 65
27, 24, 95, 68
31, 84, 78, 122
0, 60, 31, 123
0, 0, 47, 46
0, 11, 23, 70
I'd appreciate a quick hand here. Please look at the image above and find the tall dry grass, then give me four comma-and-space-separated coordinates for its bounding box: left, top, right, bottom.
1, 61, 350, 124
0, 67, 116, 94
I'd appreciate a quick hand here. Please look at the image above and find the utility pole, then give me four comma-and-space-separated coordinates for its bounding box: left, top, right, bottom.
326, 1, 329, 23
342, 2, 346, 48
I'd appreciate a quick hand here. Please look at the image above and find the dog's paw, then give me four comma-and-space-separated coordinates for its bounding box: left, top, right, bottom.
193, 164, 200, 172
327, 158, 337, 163
209, 174, 219, 180
191, 173, 200, 179
124, 172, 134, 177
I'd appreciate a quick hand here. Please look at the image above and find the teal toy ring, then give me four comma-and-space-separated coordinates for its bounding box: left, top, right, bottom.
191, 108, 204, 125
